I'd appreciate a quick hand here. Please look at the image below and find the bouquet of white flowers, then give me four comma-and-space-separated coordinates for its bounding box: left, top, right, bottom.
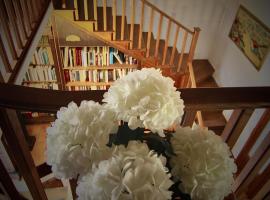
46, 68, 236, 200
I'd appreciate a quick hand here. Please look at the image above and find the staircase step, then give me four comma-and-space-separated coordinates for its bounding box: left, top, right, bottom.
193, 59, 215, 84
197, 77, 218, 88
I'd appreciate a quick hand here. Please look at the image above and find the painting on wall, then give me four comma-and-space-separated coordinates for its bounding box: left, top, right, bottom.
229, 5, 270, 70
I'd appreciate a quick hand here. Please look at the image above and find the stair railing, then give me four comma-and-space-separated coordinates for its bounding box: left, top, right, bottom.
0, 0, 51, 83
0, 84, 270, 199
58, 0, 200, 72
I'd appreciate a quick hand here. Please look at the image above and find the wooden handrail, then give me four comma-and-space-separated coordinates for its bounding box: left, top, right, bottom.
0, 84, 269, 113
142, 0, 193, 34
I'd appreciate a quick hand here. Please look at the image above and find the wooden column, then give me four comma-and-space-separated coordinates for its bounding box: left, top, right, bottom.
162, 20, 171, 65
154, 13, 163, 59
138, 0, 145, 49
121, 0, 126, 40
187, 27, 200, 63
146, 8, 154, 57
129, 0, 135, 49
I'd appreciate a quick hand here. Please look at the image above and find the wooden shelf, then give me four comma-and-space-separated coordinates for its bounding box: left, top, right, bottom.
66, 81, 113, 87
23, 80, 58, 84
29, 64, 55, 67
63, 64, 137, 70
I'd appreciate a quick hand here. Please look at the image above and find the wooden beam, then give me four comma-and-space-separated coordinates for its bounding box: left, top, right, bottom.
93, 0, 98, 30
12, 0, 27, 42
74, 0, 79, 20
0, 158, 23, 199
0, 37, 12, 72
3, 0, 23, 49
162, 20, 171, 65
84, 0, 88, 20
112, 0, 116, 40
236, 109, 270, 172
138, 0, 145, 49
170, 26, 180, 66
19, 0, 31, 35
121, 0, 126, 40
0, 4, 18, 60
129, 0, 135, 49
226, 109, 254, 149
146, 8, 154, 57
0, 109, 47, 200
0, 85, 270, 113
103, 0, 107, 30
177, 30, 188, 72
154, 13, 163, 59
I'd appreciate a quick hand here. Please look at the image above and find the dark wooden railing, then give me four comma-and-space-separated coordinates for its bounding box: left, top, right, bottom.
0, 84, 270, 199
0, 0, 51, 83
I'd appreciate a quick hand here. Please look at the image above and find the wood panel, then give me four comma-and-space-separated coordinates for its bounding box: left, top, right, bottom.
0, 109, 47, 200
12, 0, 27, 42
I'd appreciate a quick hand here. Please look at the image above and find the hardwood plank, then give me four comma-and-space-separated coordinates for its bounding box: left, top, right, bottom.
0, 109, 47, 200
162, 20, 171, 65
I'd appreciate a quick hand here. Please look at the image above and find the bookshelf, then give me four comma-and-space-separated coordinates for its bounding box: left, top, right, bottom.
60, 46, 138, 91
22, 35, 60, 90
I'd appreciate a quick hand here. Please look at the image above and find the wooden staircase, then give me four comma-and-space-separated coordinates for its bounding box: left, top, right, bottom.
193, 60, 227, 135
52, 0, 200, 88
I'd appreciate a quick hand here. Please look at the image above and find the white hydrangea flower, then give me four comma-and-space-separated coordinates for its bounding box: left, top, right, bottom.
76, 141, 174, 200
103, 68, 184, 137
170, 126, 237, 200
46, 101, 118, 179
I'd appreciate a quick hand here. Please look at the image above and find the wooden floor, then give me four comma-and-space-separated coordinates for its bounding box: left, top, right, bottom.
26, 123, 50, 166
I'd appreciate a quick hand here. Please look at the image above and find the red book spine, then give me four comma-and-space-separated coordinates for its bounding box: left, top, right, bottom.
64, 69, 70, 82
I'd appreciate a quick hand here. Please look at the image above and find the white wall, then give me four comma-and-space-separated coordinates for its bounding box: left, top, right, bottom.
209, 0, 270, 87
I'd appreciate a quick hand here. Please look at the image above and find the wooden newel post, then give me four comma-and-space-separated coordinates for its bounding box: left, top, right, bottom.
187, 27, 201, 64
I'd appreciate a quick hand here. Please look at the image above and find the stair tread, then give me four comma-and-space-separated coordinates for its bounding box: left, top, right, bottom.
197, 77, 218, 88
193, 59, 215, 84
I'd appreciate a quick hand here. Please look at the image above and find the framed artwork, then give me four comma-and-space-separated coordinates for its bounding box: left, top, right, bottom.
229, 5, 270, 70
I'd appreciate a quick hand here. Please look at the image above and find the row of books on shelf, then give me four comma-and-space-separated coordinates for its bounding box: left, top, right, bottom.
64, 68, 136, 83
22, 83, 59, 90
67, 86, 109, 91
61, 46, 137, 67
24, 65, 57, 82
31, 47, 54, 65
